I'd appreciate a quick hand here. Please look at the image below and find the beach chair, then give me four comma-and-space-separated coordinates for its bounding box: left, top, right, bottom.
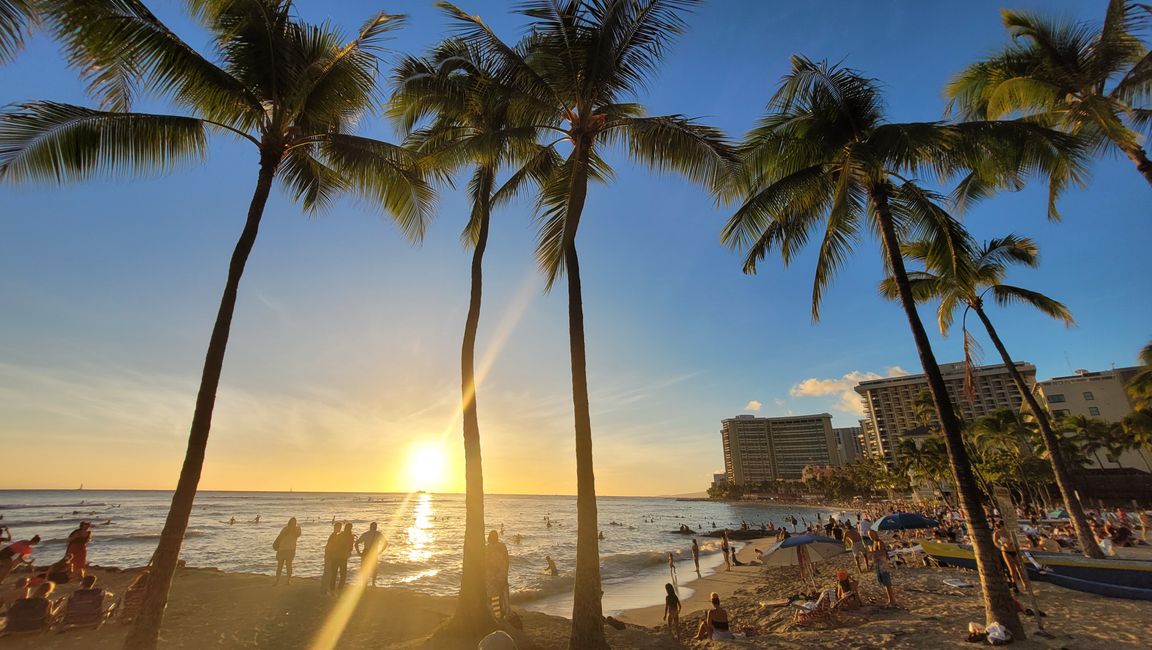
0, 597, 59, 636
791, 590, 837, 626
58, 587, 116, 632
117, 570, 150, 624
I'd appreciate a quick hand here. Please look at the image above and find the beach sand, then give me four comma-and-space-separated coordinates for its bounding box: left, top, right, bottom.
3, 556, 1151, 648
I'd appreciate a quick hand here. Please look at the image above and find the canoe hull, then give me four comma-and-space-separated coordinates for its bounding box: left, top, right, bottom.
920, 541, 1152, 600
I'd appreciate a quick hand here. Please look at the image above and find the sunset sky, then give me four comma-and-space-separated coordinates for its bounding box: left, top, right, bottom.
1, 0, 1147, 496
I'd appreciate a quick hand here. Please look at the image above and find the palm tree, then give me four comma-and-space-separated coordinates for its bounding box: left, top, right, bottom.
439, 3, 733, 646
1127, 340, 1152, 408
0, 0, 34, 63
947, 0, 1152, 187
389, 39, 556, 642
2, 2, 430, 647
881, 233, 1104, 558
719, 57, 1083, 637
1061, 414, 1114, 470
1121, 408, 1152, 470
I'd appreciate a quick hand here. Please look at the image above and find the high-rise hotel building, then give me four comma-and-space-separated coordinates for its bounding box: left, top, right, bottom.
854, 361, 1036, 463
720, 413, 840, 484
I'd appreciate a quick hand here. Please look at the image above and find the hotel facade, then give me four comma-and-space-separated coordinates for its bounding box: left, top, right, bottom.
854, 361, 1036, 463
720, 413, 840, 485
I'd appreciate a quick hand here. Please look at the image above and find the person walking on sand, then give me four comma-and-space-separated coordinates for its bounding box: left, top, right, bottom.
691, 539, 701, 577
273, 517, 301, 585
355, 522, 386, 587
844, 526, 868, 573
322, 521, 341, 595
0, 536, 40, 586
663, 582, 681, 640
720, 531, 731, 571
65, 521, 92, 578
668, 552, 677, 586
486, 530, 510, 617
868, 530, 897, 607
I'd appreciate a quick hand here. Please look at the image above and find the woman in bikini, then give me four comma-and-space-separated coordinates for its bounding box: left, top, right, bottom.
696, 592, 734, 640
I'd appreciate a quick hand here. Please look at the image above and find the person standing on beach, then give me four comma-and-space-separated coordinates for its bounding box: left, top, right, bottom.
868, 531, 897, 607
322, 522, 341, 595
485, 530, 510, 617
0, 536, 40, 586
691, 539, 701, 576
355, 522, 386, 587
663, 582, 681, 640
844, 526, 867, 573
65, 521, 91, 578
273, 517, 301, 585
334, 523, 355, 591
720, 531, 731, 571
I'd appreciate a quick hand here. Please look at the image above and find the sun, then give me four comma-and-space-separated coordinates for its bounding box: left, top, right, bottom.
406, 443, 447, 492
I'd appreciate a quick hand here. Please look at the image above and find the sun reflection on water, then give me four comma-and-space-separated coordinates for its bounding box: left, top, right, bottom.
406, 493, 435, 566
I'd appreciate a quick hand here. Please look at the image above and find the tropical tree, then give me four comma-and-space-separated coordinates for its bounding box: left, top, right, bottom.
947, 0, 1152, 187
719, 57, 1084, 636
881, 233, 1104, 558
439, 2, 734, 646
1121, 407, 1152, 470
389, 38, 556, 642
1127, 340, 1152, 408
1060, 414, 1115, 469
1, 2, 430, 647
0, 0, 34, 63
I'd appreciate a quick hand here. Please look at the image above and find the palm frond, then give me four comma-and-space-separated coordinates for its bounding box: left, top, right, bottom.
0, 101, 207, 182
318, 133, 434, 241
0, 0, 35, 63
989, 284, 1075, 326
41, 0, 262, 122
279, 144, 348, 213
604, 114, 735, 188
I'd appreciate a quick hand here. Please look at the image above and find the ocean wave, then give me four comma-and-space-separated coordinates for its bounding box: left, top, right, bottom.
510, 574, 576, 603
0, 503, 107, 510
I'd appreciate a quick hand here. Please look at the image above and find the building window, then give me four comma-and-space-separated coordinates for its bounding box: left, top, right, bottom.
1053, 409, 1070, 418
1048, 394, 1065, 403
1083, 391, 1095, 401
1088, 406, 1100, 416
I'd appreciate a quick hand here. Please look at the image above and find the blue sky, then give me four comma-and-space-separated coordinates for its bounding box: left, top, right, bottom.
1, 0, 1148, 495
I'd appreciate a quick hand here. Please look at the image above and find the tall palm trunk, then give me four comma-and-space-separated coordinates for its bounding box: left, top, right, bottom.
972, 306, 1104, 559
563, 138, 607, 650
449, 168, 498, 638
125, 154, 279, 650
871, 186, 1024, 638
1120, 143, 1152, 187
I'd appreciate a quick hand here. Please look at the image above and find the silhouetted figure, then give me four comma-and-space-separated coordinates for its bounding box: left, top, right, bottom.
322, 522, 342, 595
274, 517, 301, 585
486, 530, 509, 617
355, 522, 386, 587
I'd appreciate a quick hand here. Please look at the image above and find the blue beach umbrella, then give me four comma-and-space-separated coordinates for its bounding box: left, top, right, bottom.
874, 512, 939, 531
758, 535, 846, 567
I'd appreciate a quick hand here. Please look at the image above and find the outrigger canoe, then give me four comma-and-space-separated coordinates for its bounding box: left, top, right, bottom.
920, 540, 1152, 601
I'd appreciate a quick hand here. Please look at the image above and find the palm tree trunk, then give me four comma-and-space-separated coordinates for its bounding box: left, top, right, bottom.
563, 139, 607, 650
872, 186, 1024, 638
448, 168, 497, 638
972, 306, 1104, 558
125, 156, 278, 650
1121, 143, 1152, 187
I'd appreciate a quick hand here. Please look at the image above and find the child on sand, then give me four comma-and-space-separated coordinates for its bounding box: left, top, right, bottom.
868, 531, 897, 607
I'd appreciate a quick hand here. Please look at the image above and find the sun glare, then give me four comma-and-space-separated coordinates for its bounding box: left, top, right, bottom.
406, 444, 446, 492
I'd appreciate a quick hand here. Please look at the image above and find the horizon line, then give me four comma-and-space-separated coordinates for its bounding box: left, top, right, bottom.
0, 487, 706, 499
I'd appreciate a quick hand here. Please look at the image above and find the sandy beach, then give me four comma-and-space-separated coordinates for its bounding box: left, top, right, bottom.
3, 551, 1151, 649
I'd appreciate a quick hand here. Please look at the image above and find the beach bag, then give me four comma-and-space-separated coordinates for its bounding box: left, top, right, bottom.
986, 622, 1012, 645
272, 534, 281, 552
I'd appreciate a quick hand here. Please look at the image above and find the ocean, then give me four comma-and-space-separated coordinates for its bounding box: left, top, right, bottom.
0, 490, 839, 615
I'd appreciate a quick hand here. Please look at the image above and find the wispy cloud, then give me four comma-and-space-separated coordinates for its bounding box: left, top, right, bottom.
789, 367, 909, 415
744, 400, 762, 411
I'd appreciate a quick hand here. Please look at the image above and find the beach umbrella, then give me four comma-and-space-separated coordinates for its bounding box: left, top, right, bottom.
874, 512, 939, 531
757, 535, 845, 567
